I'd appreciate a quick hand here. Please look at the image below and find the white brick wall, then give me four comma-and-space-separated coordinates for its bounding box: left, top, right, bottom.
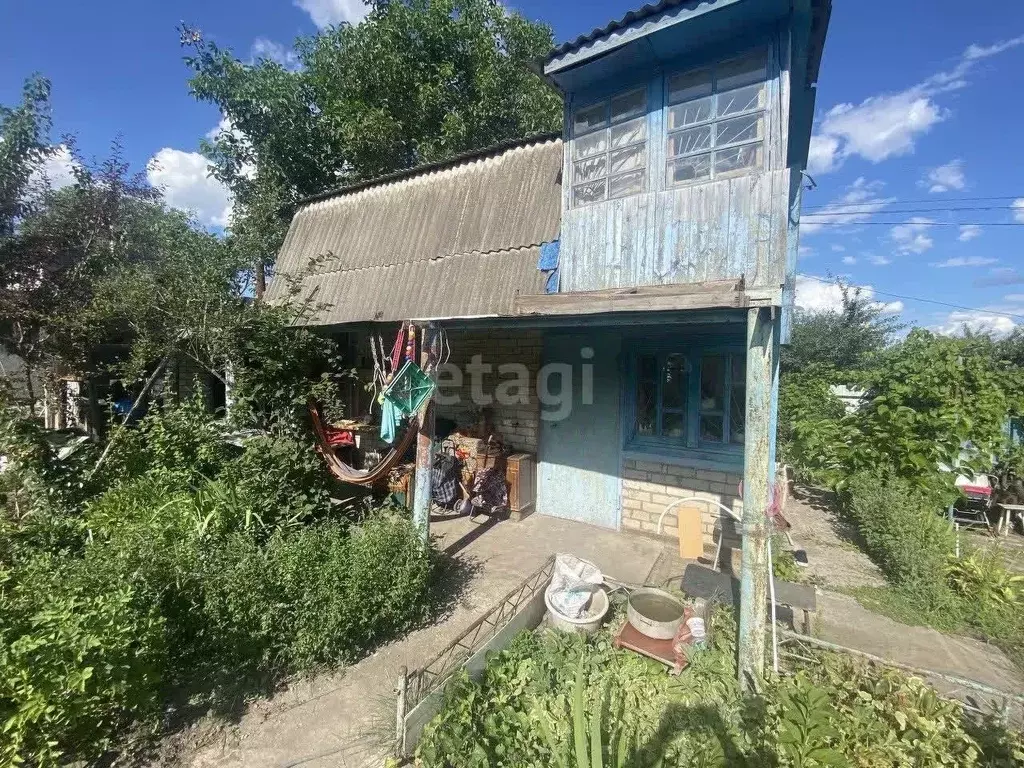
621, 458, 743, 548
435, 328, 543, 454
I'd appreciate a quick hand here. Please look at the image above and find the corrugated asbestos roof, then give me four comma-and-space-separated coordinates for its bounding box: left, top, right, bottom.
266, 135, 563, 325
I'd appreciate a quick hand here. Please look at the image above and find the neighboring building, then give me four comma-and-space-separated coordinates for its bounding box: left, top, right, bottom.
267, 0, 830, 551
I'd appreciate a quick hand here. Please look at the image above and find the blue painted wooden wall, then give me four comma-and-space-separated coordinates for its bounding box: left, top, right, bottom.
558, 25, 798, 295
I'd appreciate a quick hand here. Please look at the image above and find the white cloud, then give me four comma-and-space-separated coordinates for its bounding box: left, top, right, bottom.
842, 255, 857, 265
29, 145, 77, 190
831, 244, 846, 252
930, 256, 998, 268
800, 177, 895, 235
921, 159, 965, 193
250, 38, 301, 70
295, 0, 368, 28
806, 36, 1024, 174
890, 216, 934, 255
869, 254, 892, 266
1004, 294, 1024, 302
146, 148, 233, 228
958, 224, 982, 242
795, 274, 902, 315
935, 310, 1016, 337
1013, 198, 1024, 223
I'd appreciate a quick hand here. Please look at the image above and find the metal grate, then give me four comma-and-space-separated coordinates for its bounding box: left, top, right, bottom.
404, 556, 555, 711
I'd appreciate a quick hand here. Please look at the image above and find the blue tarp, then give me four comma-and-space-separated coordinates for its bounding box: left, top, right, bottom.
538, 240, 560, 294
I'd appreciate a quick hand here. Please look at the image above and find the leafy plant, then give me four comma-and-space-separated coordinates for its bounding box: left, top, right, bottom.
945, 548, 1024, 607
774, 675, 846, 767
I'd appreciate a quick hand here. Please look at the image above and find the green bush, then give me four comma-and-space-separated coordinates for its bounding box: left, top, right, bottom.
843, 474, 956, 601
219, 435, 332, 533
0, 553, 166, 768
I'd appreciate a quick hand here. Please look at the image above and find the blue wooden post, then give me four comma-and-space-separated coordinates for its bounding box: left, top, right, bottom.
412, 325, 436, 543
738, 306, 779, 689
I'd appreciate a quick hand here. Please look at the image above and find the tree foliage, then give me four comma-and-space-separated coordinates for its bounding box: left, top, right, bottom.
180, 0, 563, 283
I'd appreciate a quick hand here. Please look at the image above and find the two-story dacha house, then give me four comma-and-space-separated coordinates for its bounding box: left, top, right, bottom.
267, 0, 830, 561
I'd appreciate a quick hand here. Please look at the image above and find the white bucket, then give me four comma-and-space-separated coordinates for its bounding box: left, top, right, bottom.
544, 585, 609, 635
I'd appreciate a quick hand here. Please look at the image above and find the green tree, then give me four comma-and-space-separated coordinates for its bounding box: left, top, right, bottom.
783, 280, 903, 374
180, 0, 563, 294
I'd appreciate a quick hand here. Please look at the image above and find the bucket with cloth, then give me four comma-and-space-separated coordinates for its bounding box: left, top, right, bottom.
544, 554, 609, 634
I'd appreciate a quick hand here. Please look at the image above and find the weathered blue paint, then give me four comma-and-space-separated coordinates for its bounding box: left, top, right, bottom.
559, 27, 795, 294
781, 169, 803, 343
537, 330, 623, 529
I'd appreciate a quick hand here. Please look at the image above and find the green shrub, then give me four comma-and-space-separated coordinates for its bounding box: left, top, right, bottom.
219, 435, 332, 534
843, 474, 956, 602
0, 553, 166, 768
130, 394, 231, 487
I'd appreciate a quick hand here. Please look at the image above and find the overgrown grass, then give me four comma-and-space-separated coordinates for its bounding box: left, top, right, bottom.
418, 606, 1024, 767
0, 400, 438, 767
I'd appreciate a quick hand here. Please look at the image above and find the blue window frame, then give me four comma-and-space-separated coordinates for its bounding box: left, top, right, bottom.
626, 345, 746, 461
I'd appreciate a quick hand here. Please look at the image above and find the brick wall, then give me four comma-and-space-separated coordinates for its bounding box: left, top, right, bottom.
621, 458, 743, 551
435, 328, 543, 454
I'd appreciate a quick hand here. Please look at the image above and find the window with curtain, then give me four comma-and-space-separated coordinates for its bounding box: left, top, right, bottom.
571, 87, 648, 207
631, 350, 746, 454
665, 49, 767, 186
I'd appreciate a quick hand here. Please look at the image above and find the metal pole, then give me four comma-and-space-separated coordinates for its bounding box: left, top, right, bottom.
412, 324, 436, 543
738, 306, 778, 690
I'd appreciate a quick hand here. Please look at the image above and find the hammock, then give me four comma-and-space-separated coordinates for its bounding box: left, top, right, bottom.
308, 400, 419, 486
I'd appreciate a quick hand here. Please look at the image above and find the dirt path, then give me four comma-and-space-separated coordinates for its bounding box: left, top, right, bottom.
782, 486, 886, 591
148, 514, 664, 768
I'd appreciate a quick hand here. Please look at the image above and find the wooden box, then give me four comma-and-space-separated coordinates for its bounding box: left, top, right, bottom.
505, 453, 536, 521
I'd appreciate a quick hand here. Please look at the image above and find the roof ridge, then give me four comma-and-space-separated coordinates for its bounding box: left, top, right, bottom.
294, 131, 562, 209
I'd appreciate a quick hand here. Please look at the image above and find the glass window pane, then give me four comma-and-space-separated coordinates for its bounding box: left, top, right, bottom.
636, 379, 656, 436
574, 156, 607, 184
700, 414, 724, 442
639, 353, 657, 382
717, 50, 767, 91
718, 83, 765, 117
663, 412, 685, 438
714, 144, 763, 175
668, 69, 712, 104
730, 355, 746, 444
574, 103, 607, 134
668, 125, 712, 157
700, 355, 725, 412
574, 130, 607, 159
611, 89, 646, 122
667, 97, 712, 130
716, 114, 763, 147
610, 116, 646, 148
667, 153, 711, 185
662, 354, 688, 410
572, 179, 607, 206
609, 145, 645, 175
609, 169, 645, 199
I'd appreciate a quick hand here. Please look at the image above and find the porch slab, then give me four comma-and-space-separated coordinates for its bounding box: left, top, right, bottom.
152, 514, 663, 768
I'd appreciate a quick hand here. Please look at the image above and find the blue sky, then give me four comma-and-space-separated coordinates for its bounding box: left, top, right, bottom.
3, 0, 1023, 334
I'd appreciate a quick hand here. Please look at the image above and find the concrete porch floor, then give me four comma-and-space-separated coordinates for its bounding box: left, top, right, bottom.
154, 513, 664, 768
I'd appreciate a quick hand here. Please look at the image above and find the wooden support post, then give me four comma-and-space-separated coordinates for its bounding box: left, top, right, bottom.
738, 306, 779, 691
412, 325, 436, 543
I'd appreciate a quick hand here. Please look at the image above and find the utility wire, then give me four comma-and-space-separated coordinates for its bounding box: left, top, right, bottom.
798, 274, 1024, 322
803, 205, 1024, 217
800, 221, 1024, 227
803, 195, 1024, 211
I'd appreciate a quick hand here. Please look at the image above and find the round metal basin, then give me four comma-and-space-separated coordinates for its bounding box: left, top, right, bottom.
627, 588, 686, 640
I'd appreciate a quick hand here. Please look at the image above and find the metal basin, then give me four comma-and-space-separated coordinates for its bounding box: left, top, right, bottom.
627, 588, 686, 640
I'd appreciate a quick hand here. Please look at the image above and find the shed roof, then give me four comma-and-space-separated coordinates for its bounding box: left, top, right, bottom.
266, 134, 563, 325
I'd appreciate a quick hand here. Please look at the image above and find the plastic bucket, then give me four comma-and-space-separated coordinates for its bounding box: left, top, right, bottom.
544, 585, 609, 635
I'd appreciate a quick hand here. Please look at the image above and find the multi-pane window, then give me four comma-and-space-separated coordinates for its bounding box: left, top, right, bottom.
665, 50, 767, 186
571, 88, 648, 207
632, 351, 746, 451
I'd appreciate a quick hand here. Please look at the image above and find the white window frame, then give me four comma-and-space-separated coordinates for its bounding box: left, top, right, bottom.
570, 87, 648, 208
664, 49, 768, 188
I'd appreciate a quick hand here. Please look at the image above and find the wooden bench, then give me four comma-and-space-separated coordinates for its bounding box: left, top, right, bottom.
680, 563, 817, 635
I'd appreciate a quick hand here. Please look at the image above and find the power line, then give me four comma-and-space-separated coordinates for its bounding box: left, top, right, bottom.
798, 274, 1024, 322
800, 221, 1024, 227
803, 205, 1023, 217
803, 195, 1024, 212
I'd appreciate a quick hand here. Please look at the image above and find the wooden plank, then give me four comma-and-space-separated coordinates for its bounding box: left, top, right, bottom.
513, 280, 745, 317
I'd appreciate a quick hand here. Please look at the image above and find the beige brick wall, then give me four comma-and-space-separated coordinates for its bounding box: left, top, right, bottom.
435, 328, 543, 454
621, 458, 743, 549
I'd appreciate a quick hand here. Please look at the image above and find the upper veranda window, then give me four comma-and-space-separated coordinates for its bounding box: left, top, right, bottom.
665, 49, 767, 186
571, 88, 648, 207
